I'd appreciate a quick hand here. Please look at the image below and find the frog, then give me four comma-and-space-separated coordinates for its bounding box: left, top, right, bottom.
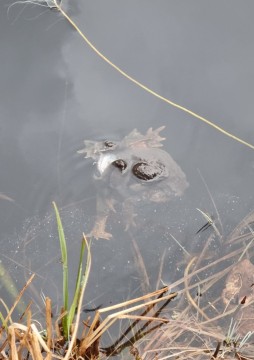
222, 259, 254, 335
78, 126, 189, 240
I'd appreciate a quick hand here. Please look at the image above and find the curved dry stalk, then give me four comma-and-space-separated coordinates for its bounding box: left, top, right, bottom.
184, 257, 210, 321
0, 274, 35, 334
81, 287, 176, 352
167, 244, 249, 292
8, 322, 51, 355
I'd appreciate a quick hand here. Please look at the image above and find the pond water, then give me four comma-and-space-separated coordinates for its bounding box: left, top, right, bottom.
1, 0, 254, 355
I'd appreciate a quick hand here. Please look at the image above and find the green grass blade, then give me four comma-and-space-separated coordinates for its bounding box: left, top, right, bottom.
68, 235, 91, 330
52, 203, 92, 340
63, 235, 92, 360
52, 201, 69, 337
0, 307, 9, 330
68, 238, 86, 328
81, 234, 92, 295
0, 262, 20, 305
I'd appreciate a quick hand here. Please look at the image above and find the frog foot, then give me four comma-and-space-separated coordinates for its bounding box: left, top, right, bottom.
124, 126, 166, 149
87, 216, 112, 240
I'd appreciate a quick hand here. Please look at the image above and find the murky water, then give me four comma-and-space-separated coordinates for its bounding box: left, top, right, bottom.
1, 0, 254, 355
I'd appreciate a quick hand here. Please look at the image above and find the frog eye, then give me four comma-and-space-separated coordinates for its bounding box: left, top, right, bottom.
132, 162, 156, 180
111, 159, 127, 172
132, 161, 166, 181
104, 141, 116, 148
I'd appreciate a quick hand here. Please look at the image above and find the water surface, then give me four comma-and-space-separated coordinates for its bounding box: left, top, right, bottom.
1, 1, 254, 351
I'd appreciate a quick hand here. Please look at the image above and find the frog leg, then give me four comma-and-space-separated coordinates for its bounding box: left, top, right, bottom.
105, 197, 117, 213
87, 195, 113, 240
87, 215, 112, 240
122, 199, 137, 231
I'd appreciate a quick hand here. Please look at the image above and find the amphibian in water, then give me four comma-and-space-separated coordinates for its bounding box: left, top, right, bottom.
78, 126, 188, 240
222, 259, 254, 335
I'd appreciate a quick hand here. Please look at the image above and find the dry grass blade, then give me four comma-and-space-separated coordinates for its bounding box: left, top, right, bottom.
30, 331, 44, 360
131, 236, 150, 295
0, 273, 35, 334
1, 205, 254, 359
82, 287, 176, 351
45, 297, 52, 350
184, 259, 209, 321
8, 325, 18, 360
117, 314, 168, 322
4, 322, 53, 360
100, 286, 173, 313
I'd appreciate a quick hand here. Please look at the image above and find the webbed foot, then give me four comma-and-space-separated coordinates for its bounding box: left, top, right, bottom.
87, 216, 112, 240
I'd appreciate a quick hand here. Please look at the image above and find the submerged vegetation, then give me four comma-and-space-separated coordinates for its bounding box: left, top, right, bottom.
1, 205, 254, 359
0, 203, 176, 359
